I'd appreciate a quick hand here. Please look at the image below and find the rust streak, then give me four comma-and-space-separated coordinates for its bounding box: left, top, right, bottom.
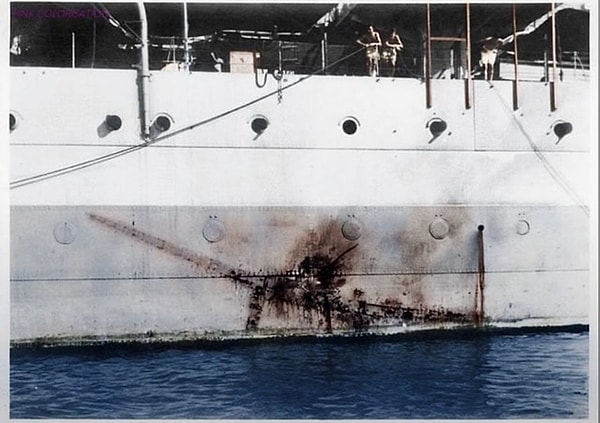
474, 225, 485, 325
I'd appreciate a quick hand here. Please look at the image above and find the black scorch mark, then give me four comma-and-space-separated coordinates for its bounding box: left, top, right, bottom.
88, 213, 471, 334
88, 213, 252, 285
262, 244, 358, 332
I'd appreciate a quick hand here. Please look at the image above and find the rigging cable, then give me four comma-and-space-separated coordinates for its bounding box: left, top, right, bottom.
150, 47, 364, 142
92, 3, 141, 41
9, 47, 364, 190
487, 83, 590, 216
10, 145, 146, 189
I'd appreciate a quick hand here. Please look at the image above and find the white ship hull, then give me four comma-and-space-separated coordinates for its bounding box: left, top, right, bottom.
10, 68, 591, 346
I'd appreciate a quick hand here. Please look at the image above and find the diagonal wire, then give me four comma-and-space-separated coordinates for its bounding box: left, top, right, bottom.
9, 47, 364, 190
10, 145, 146, 189
486, 82, 590, 216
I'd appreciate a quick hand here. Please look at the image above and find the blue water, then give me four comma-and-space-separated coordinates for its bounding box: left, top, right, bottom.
10, 330, 589, 419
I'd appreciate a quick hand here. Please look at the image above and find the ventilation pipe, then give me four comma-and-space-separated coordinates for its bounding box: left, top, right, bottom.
137, 1, 151, 141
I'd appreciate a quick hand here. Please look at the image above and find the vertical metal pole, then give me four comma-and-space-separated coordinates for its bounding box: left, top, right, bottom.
183, 1, 191, 71
465, 2, 472, 109
138, 1, 151, 140
71, 32, 75, 68
321, 28, 328, 72
278, 40, 283, 75
91, 20, 96, 68
550, 1, 557, 111
425, 3, 432, 108
512, 3, 520, 110
543, 34, 549, 82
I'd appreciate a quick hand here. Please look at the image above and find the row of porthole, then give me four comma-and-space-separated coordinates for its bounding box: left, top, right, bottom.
207, 217, 532, 242
250, 115, 573, 139
249, 115, 361, 136
51, 217, 531, 245
429, 217, 530, 239
251, 116, 446, 137
51, 218, 363, 245
7, 112, 396, 137
10, 111, 573, 141
9, 111, 410, 137
250, 115, 360, 136
9, 110, 360, 136
252, 116, 446, 137
9, 112, 172, 135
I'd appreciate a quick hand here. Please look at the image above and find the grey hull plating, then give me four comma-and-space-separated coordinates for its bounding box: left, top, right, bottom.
11, 205, 588, 346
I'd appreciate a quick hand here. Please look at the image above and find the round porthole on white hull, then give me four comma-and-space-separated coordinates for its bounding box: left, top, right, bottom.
53, 221, 76, 244
516, 219, 530, 235
340, 117, 360, 135
429, 217, 449, 240
341, 218, 362, 241
250, 115, 269, 135
10, 113, 18, 131
202, 219, 226, 243
426, 117, 447, 138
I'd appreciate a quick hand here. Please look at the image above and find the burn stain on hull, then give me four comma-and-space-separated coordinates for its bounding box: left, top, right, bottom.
364, 300, 471, 324
390, 210, 483, 325
246, 282, 267, 330
88, 212, 471, 336
88, 213, 247, 282
255, 243, 359, 332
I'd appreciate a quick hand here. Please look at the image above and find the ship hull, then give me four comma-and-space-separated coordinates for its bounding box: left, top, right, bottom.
10, 204, 588, 347
10, 68, 591, 346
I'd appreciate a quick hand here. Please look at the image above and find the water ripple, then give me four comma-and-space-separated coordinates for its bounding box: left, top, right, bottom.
11, 331, 589, 419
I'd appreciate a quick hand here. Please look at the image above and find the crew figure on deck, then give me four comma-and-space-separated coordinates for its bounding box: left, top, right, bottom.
356, 25, 382, 77
479, 36, 504, 81
382, 28, 404, 77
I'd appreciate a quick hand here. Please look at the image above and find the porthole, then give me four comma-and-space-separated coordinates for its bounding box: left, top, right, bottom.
149, 113, 174, 139
53, 221, 76, 245
516, 219, 530, 235
202, 219, 226, 243
426, 117, 447, 137
105, 114, 122, 131
10, 113, 17, 131
153, 115, 172, 132
553, 122, 572, 138
250, 116, 269, 135
429, 217, 449, 240
340, 117, 359, 135
341, 218, 362, 241
9, 112, 20, 131
552, 120, 573, 143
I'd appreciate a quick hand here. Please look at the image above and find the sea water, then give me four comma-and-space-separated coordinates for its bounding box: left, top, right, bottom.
10, 330, 589, 419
